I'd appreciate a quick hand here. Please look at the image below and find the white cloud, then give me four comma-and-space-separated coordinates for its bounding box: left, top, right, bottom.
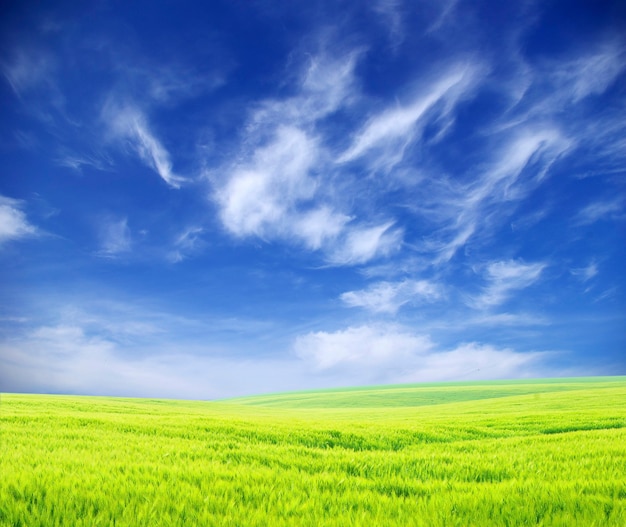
297, 50, 361, 120
0, 323, 326, 399
249, 50, 360, 129
217, 126, 319, 238
217, 124, 400, 262
341, 279, 441, 314
293, 207, 350, 251
295, 324, 434, 371
472, 259, 546, 309
508, 39, 625, 122
0, 320, 554, 398
477, 129, 568, 196
0, 294, 565, 398
0, 195, 37, 245
432, 225, 475, 265
394, 342, 547, 384
328, 222, 403, 266
294, 323, 550, 383
0, 305, 328, 399
213, 56, 498, 267
213, 51, 402, 266
103, 101, 185, 188
213, 50, 360, 251
97, 217, 131, 257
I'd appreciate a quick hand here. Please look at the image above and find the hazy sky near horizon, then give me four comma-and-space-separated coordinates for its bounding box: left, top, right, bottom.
1, 0, 624, 399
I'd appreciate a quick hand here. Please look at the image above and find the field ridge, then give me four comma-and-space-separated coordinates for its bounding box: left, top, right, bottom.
223, 375, 626, 409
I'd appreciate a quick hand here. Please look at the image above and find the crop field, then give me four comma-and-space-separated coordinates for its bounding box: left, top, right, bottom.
1, 377, 626, 526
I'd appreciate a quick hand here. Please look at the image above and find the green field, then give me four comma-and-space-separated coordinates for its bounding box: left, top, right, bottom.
2, 377, 626, 526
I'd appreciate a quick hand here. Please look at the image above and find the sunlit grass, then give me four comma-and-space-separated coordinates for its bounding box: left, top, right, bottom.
1, 377, 625, 526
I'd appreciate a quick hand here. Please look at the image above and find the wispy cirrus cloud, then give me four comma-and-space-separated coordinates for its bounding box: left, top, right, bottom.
1, 47, 55, 96
102, 100, 185, 188
341, 279, 441, 314
464, 312, 550, 327
338, 63, 481, 170
574, 199, 624, 226
370, 0, 405, 46
97, 216, 132, 258
168, 226, 205, 263
426, 0, 460, 34
141, 64, 227, 105
504, 38, 626, 178
0, 195, 38, 245
1, 44, 70, 126
290, 206, 349, 252
327, 222, 403, 266
571, 261, 598, 283
471, 259, 546, 309
417, 127, 570, 263
54, 148, 114, 173
336, 35, 623, 275
549, 40, 625, 104
249, 50, 361, 129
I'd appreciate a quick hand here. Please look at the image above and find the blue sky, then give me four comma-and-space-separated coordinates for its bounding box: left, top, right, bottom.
1, 0, 624, 399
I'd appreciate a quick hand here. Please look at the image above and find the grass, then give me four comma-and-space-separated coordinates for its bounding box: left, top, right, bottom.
225, 376, 622, 408
1, 376, 625, 526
